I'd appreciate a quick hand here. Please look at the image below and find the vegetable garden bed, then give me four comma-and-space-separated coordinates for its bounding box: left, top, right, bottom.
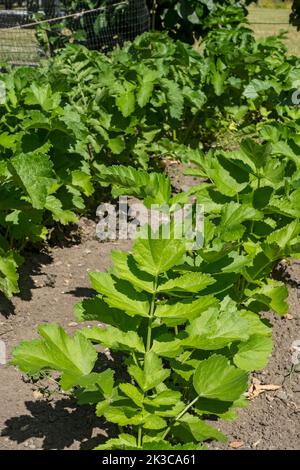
0, 1, 300, 452
0, 166, 299, 450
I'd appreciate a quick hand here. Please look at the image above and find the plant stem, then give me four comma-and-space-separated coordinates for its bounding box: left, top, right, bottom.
146, 276, 158, 352
183, 110, 200, 144
136, 276, 158, 449
137, 425, 142, 448
162, 395, 200, 440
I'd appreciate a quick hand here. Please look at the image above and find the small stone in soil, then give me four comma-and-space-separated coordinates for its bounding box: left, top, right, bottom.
275, 390, 288, 402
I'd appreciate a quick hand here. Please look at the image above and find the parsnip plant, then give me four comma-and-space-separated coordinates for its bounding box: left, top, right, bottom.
12, 218, 278, 449
11, 134, 300, 448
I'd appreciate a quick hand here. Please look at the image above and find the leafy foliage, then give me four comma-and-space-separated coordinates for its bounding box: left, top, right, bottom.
13, 226, 270, 449
8, 8, 300, 450
148, 0, 251, 44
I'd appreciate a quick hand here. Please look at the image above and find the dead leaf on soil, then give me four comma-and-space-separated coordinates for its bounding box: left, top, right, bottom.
229, 441, 244, 449
246, 378, 281, 400
285, 313, 294, 320
33, 390, 43, 400
252, 440, 261, 448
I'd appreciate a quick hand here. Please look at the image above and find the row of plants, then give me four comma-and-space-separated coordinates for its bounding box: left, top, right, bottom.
12, 131, 300, 447
0, 10, 299, 297
45, 1, 300, 48
5, 1, 300, 451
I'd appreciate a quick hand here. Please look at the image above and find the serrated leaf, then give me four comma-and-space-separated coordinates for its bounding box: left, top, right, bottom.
144, 390, 181, 407
240, 139, 271, 170
175, 414, 226, 443
184, 307, 249, 350
193, 355, 248, 401
89, 272, 149, 317
74, 296, 140, 332
95, 434, 137, 450
245, 279, 288, 315
45, 195, 78, 225
108, 137, 125, 154
77, 369, 114, 395
119, 383, 144, 407
9, 152, 55, 209
128, 351, 170, 392
143, 415, 167, 430
115, 82, 136, 117
111, 250, 155, 293
158, 272, 215, 293
133, 232, 186, 277
234, 335, 273, 371
80, 325, 145, 353
0, 250, 21, 298
155, 295, 218, 322
94, 164, 171, 206
11, 324, 97, 390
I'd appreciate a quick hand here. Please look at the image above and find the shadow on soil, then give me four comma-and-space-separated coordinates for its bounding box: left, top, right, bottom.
1, 398, 110, 450
66, 287, 96, 298
0, 251, 53, 318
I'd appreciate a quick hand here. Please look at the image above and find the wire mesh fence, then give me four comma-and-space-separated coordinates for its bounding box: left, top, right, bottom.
0, 1, 150, 65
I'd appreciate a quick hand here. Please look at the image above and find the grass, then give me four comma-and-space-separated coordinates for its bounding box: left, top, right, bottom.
248, 6, 300, 56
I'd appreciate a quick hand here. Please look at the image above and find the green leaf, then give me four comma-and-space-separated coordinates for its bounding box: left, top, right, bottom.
75, 369, 115, 404
243, 79, 273, 100
71, 170, 94, 196
137, 68, 159, 107
111, 250, 155, 293
143, 415, 167, 430
74, 296, 140, 332
200, 155, 247, 197
9, 152, 55, 209
115, 82, 136, 117
245, 279, 288, 315
128, 351, 170, 392
77, 369, 114, 395
89, 272, 150, 317
240, 139, 271, 170
234, 335, 273, 371
0, 250, 21, 298
265, 220, 300, 253
144, 390, 181, 407
95, 434, 137, 450
0, 132, 16, 149
239, 310, 271, 337
45, 195, 78, 225
155, 295, 218, 323
184, 307, 249, 350
102, 406, 146, 426
94, 164, 171, 206
175, 414, 226, 443
158, 272, 215, 293
80, 325, 145, 353
253, 186, 273, 209
133, 233, 186, 277
25, 83, 61, 112
11, 324, 97, 390
119, 383, 144, 407
193, 355, 248, 401
161, 78, 184, 119
218, 202, 261, 241
108, 137, 125, 155
152, 337, 184, 357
